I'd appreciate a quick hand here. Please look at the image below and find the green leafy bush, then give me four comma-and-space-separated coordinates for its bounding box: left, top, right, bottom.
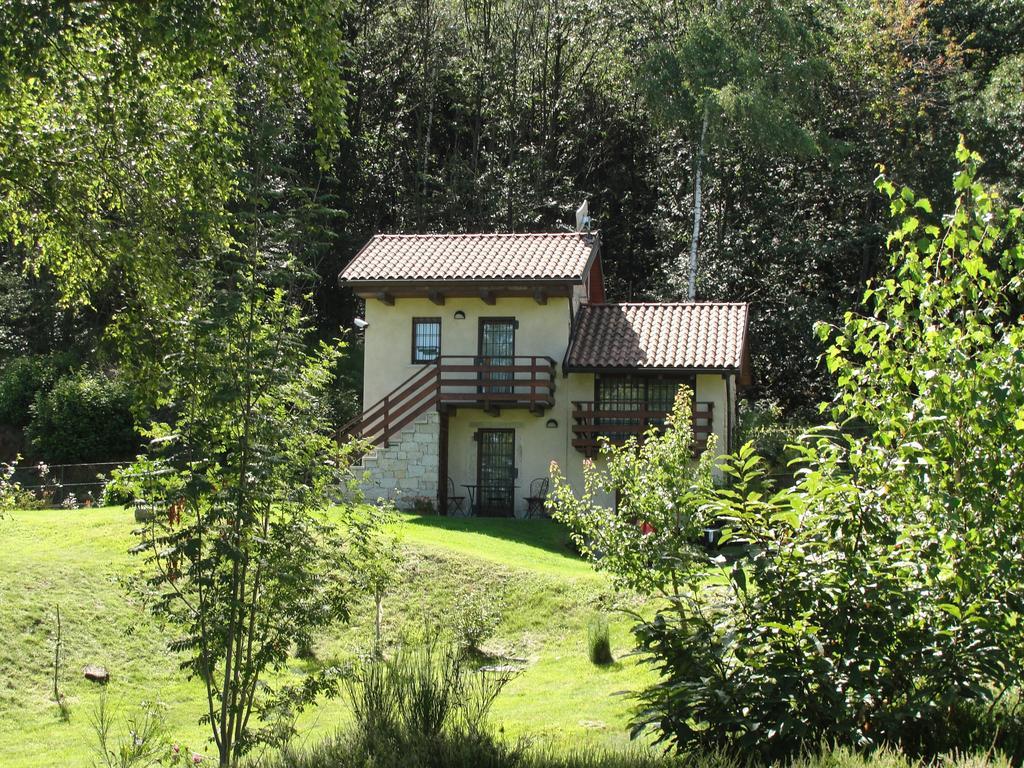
550, 146, 1024, 761
450, 589, 503, 654
0, 354, 64, 427
587, 614, 613, 665
99, 463, 136, 507
0, 455, 37, 513
733, 398, 802, 477
26, 370, 137, 462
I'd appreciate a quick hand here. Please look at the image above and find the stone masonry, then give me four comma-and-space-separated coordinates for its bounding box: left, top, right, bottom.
357, 409, 439, 511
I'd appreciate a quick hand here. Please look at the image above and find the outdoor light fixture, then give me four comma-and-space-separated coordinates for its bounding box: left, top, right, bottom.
546, 419, 558, 429
454, 310, 466, 320
353, 317, 369, 329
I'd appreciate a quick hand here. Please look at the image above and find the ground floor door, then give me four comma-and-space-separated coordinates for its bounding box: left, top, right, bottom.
476, 428, 516, 516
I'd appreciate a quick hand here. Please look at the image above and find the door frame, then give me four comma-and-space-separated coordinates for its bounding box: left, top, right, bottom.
477, 317, 517, 397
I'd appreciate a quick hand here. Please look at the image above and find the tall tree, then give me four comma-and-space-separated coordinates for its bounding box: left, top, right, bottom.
1, 4, 364, 766
0, 0, 347, 311
632, 0, 825, 299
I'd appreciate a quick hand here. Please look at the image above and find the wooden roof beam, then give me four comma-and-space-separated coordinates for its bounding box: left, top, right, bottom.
428, 290, 445, 306
479, 289, 496, 305
376, 291, 394, 306
532, 288, 548, 305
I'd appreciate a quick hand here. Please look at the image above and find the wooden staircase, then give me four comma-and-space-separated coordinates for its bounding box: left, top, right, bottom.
339, 355, 557, 449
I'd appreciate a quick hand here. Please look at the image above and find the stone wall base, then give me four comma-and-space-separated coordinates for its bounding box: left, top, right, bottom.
357, 409, 439, 512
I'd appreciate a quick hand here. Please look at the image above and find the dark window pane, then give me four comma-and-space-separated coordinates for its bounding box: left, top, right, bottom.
648, 380, 678, 412
412, 319, 441, 362
595, 376, 694, 436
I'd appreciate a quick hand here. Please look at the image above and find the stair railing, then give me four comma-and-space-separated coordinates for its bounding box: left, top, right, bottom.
338, 355, 558, 450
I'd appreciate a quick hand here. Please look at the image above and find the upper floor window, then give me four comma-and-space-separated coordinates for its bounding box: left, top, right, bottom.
412, 318, 441, 363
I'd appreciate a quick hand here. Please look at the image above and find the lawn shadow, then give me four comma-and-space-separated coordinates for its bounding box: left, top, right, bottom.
401, 514, 580, 562
590, 658, 626, 673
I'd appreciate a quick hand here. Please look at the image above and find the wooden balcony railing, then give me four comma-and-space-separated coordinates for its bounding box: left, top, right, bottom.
570, 400, 715, 457
340, 355, 556, 448
436, 355, 556, 411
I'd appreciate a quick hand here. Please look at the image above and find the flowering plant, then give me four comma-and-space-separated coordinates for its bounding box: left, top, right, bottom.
91, 697, 205, 767
0, 455, 37, 515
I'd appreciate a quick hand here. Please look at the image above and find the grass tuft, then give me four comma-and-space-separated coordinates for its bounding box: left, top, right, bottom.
587, 614, 614, 666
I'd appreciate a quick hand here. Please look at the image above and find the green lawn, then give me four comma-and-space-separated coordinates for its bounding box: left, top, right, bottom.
0, 507, 652, 767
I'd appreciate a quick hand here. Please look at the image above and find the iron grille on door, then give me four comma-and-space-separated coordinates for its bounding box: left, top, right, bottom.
476, 428, 515, 516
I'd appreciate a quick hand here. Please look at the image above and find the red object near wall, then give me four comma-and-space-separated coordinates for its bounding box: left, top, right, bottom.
586, 253, 605, 303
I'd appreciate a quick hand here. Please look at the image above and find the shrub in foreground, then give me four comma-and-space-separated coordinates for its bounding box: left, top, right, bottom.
272, 732, 1018, 768
548, 147, 1024, 761
343, 643, 518, 740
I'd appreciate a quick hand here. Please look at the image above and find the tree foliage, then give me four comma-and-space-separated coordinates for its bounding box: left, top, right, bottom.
632, 0, 825, 298
0, 354, 61, 428
123, 237, 373, 764
549, 147, 1024, 760
549, 390, 718, 595
0, 0, 348, 307
2, 0, 1022, 423
1, 4, 371, 765
26, 369, 137, 462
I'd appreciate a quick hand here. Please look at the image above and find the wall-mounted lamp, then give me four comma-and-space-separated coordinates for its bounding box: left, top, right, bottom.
545, 419, 558, 429
453, 310, 466, 320
353, 317, 369, 330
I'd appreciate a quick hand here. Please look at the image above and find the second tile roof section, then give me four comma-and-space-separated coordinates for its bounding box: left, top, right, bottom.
566, 302, 749, 371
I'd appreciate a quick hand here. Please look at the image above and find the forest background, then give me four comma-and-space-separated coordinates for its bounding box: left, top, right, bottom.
1, 0, 1021, 464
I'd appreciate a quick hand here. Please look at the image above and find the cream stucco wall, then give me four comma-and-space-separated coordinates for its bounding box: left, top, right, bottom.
444, 371, 729, 516
359, 293, 733, 515
444, 369, 597, 516
696, 373, 730, 455
362, 295, 574, 408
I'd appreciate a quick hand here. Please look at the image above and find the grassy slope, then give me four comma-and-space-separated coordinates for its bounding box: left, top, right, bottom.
0, 508, 651, 767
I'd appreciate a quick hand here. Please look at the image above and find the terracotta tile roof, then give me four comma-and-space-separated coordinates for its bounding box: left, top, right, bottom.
566, 303, 749, 371
339, 232, 598, 282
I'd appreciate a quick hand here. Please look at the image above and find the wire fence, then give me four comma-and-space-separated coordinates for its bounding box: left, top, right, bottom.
6, 458, 801, 510
10, 460, 127, 507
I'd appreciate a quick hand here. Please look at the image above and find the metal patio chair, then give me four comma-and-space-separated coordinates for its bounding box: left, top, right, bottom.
446, 477, 466, 516
523, 477, 550, 518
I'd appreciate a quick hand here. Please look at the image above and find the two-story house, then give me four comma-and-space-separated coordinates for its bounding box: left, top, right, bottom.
339, 231, 750, 517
